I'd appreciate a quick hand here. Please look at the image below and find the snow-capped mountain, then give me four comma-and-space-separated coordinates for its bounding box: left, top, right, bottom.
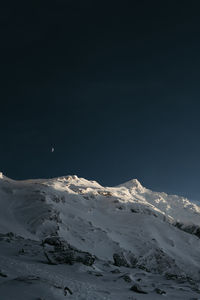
0, 173, 200, 299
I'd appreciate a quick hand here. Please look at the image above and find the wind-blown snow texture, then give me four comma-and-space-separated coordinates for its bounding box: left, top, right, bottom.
0, 173, 200, 299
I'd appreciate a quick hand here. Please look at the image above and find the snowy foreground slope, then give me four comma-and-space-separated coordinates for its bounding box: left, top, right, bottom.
0, 174, 200, 299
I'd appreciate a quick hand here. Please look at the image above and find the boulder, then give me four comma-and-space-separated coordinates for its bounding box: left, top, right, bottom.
130, 283, 148, 294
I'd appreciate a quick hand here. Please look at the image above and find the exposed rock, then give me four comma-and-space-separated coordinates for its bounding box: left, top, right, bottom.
130, 283, 148, 294
43, 237, 95, 266
116, 206, 123, 210
113, 253, 129, 267
97, 190, 113, 197
44, 251, 56, 265
42, 236, 62, 247
87, 270, 103, 277
18, 248, 25, 255
120, 273, 132, 283
137, 248, 182, 276
6, 232, 14, 238
113, 252, 137, 268
14, 275, 40, 283
175, 222, 200, 239
64, 286, 73, 295
154, 288, 166, 295
130, 208, 138, 213
0, 270, 7, 277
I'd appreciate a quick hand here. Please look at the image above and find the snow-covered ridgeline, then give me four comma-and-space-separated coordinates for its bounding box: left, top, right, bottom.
0, 173, 200, 299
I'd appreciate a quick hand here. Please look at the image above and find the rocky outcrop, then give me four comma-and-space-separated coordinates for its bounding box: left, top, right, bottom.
43, 236, 95, 266
175, 222, 200, 239
130, 283, 148, 294
113, 252, 138, 268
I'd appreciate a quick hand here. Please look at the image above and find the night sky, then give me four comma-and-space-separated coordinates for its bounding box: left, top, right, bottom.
1, 1, 200, 201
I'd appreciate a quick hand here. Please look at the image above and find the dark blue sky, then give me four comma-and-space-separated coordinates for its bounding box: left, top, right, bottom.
1, 1, 200, 200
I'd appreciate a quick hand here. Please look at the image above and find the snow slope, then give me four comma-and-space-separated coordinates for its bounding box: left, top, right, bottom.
0, 173, 200, 299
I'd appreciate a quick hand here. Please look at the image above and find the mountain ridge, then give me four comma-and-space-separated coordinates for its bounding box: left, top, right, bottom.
0, 173, 200, 299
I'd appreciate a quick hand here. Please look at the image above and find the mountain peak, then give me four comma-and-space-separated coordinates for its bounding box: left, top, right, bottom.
117, 178, 144, 191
